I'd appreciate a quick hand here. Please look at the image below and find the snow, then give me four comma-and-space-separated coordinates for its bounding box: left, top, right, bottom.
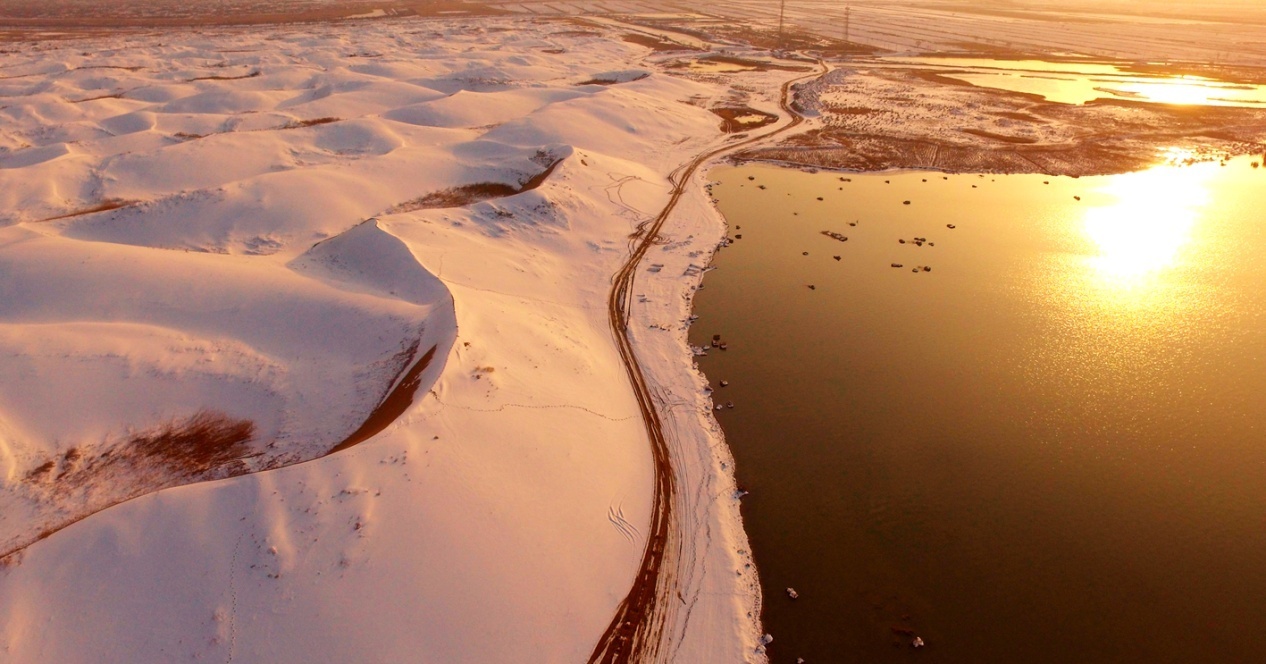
0, 15, 799, 663
493, 1, 1266, 68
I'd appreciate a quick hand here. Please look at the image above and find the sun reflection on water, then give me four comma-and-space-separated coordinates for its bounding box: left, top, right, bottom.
1121, 76, 1220, 106
1020, 156, 1230, 455
1082, 158, 1213, 286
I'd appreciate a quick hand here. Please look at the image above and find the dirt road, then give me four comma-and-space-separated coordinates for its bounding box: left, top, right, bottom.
589, 56, 827, 664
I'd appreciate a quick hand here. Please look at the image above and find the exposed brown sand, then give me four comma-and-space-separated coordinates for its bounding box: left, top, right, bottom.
1, 337, 440, 563
187, 70, 260, 82
70, 92, 126, 103
579, 72, 649, 85
387, 156, 563, 212
281, 116, 341, 128
5, 410, 258, 560
328, 344, 438, 455
32, 199, 138, 223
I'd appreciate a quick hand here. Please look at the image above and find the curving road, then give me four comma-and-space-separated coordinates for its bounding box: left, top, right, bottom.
589, 56, 827, 664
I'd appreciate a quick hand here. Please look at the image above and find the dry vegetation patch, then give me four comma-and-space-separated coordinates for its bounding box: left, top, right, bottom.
579, 72, 649, 85
388, 155, 563, 212
747, 66, 1266, 176
622, 33, 702, 53
282, 116, 341, 128
20, 410, 255, 494
960, 128, 1039, 144
3, 410, 256, 559
70, 92, 125, 103
33, 199, 138, 222
130, 410, 255, 476
188, 69, 260, 81
711, 106, 779, 133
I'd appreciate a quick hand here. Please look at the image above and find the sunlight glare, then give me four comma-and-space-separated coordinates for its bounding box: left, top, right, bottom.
1131, 76, 1216, 105
1082, 159, 1213, 284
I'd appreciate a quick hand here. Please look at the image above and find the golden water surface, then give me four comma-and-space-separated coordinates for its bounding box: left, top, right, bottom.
890, 57, 1266, 107
694, 155, 1266, 662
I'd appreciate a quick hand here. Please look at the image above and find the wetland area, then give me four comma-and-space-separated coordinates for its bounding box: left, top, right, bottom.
695, 154, 1266, 662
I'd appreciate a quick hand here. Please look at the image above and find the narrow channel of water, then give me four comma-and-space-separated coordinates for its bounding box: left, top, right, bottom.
693, 155, 1266, 662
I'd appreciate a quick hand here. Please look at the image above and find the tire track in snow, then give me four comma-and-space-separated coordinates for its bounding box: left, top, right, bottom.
608, 503, 641, 544
225, 530, 245, 664
587, 42, 827, 664
430, 392, 635, 422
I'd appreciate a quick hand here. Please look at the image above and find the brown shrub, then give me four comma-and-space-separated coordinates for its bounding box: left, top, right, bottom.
129, 410, 254, 475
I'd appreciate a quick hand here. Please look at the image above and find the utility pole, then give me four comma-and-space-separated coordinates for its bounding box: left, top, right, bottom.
777, 0, 786, 49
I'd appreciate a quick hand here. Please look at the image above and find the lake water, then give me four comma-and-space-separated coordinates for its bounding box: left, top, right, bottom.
887, 57, 1266, 107
693, 155, 1266, 662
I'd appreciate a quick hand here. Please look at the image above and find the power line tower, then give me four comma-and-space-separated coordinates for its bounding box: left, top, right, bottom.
777, 0, 786, 49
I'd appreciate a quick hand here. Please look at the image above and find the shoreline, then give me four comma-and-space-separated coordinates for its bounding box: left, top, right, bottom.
587, 37, 825, 659
678, 152, 1266, 661
734, 142, 1266, 179
636, 58, 1266, 658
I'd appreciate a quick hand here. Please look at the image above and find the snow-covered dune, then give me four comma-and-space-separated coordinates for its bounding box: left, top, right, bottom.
0, 211, 457, 557
0, 15, 790, 663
